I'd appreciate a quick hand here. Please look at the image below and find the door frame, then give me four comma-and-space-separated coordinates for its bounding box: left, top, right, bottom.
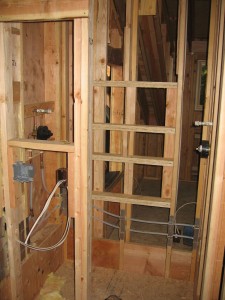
193, 0, 225, 298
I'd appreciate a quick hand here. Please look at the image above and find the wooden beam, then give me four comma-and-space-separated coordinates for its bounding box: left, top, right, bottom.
93, 123, 175, 134
0, 0, 88, 22
8, 138, 74, 153
165, 0, 188, 279
110, 66, 124, 172
93, 80, 177, 88
92, 191, 171, 208
0, 23, 23, 300
74, 17, 91, 300
93, 153, 174, 167
199, 1, 225, 298
93, 0, 108, 239
161, 88, 177, 199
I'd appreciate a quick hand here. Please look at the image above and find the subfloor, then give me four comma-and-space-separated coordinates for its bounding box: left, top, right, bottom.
36, 180, 197, 299
37, 260, 194, 300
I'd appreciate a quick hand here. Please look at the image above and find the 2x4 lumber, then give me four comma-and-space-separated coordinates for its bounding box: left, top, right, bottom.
152, 6, 167, 82
0, 0, 88, 22
197, 1, 225, 298
110, 66, 124, 172
161, 88, 177, 199
93, 123, 175, 134
165, 0, 188, 279
93, 0, 108, 239
93, 80, 177, 88
123, 0, 138, 243
74, 18, 91, 300
92, 191, 171, 208
192, 0, 223, 293
8, 138, 74, 153
43, 22, 63, 191
0, 23, 23, 299
93, 153, 173, 167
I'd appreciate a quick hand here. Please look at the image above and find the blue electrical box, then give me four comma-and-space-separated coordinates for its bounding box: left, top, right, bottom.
183, 226, 194, 246
13, 161, 34, 183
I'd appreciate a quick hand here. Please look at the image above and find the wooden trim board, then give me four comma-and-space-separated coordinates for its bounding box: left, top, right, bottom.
0, 0, 88, 22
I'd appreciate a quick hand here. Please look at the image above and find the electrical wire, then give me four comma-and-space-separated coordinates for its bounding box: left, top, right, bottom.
129, 217, 168, 226
17, 217, 71, 251
93, 205, 195, 228
174, 202, 196, 233
93, 205, 120, 219
93, 215, 195, 240
41, 168, 50, 194
29, 205, 61, 234
93, 216, 120, 230
25, 179, 66, 244
130, 228, 168, 236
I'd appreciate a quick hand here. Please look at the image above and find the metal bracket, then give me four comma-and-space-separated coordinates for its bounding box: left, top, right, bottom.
193, 218, 200, 249
167, 216, 174, 246
194, 121, 213, 127
119, 209, 125, 240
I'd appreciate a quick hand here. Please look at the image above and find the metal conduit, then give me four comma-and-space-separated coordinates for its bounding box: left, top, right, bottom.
93, 216, 194, 240
93, 206, 195, 228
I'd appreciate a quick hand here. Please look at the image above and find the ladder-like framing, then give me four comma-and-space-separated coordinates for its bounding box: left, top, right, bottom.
92, 0, 187, 277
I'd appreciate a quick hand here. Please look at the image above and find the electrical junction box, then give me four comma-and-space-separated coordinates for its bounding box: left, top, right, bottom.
13, 161, 34, 183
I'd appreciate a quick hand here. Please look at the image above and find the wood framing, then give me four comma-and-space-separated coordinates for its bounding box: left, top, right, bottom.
0, 0, 88, 21
194, 0, 225, 298
2, 0, 225, 299
73, 17, 91, 300
92, 0, 108, 239
0, 2, 91, 300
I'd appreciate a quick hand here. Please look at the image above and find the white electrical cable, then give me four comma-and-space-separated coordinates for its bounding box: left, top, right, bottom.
17, 217, 71, 251
41, 168, 50, 194
174, 202, 196, 233
25, 179, 66, 244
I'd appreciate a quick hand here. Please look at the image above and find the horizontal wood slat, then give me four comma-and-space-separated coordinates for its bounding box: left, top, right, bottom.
92, 191, 171, 208
93, 123, 175, 134
93, 80, 178, 89
93, 153, 173, 167
0, 0, 88, 21
8, 138, 74, 153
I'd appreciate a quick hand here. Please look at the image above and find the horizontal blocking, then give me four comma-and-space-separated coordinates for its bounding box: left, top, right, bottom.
92, 191, 171, 208
93, 123, 175, 134
93, 153, 174, 167
8, 138, 74, 153
0, 0, 88, 21
93, 80, 178, 89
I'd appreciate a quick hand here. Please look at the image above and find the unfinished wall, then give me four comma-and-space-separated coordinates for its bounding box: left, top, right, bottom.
179, 42, 206, 182
0, 21, 71, 299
